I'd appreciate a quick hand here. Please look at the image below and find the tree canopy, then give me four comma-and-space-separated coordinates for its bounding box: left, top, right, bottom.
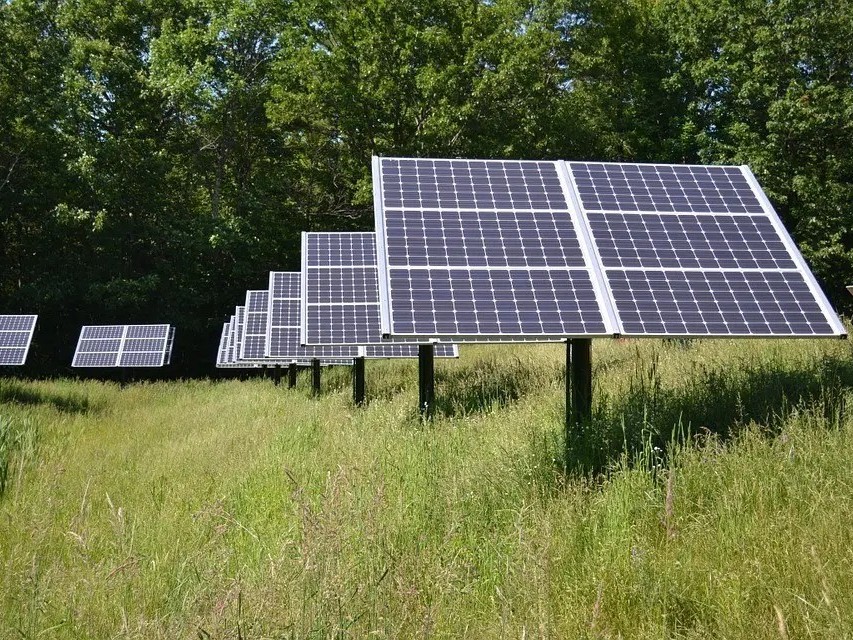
1, 0, 851, 373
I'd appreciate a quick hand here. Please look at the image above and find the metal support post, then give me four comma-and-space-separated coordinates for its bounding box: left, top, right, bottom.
353, 356, 366, 406
273, 365, 281, 386
418, 344, 435, 419
311, 358, 321, 396
288, 362, 298, 388
570, 338, 593, 426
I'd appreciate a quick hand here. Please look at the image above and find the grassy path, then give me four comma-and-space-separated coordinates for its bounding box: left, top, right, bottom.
1, 338, 852, 638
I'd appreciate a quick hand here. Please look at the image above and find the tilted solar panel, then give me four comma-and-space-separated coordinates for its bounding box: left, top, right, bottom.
373, 157, 845, 341
0, 315, 38, 366
566, 162, 846, 337
373, 158, 617, 342
301, 232, 458, 358
266, 272, 360, 361
72, 324, 173, 367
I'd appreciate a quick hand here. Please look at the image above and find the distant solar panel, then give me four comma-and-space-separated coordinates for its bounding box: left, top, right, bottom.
373, 157, 845, 341
266, 272, 361, 361
373, 158, 616, 342
0, 315, 37, 366
301, 232, 458, 358
567, 162, 846, 337
72, 324, 173, 367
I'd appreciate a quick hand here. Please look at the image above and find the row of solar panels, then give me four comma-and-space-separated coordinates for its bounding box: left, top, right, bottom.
0, 317, 176, 367
216, 268, 458, 368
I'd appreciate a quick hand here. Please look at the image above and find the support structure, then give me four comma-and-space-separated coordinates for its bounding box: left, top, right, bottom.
311, 358, 321, 396
570, 338, 593, 425
288, 362, 298, 388
352, 356, 366, 406
418, 344, 435, 418
272, 365, 281, 386
565, 339, 593, 465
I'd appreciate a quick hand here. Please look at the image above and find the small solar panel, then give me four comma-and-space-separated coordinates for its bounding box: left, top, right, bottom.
266, 272, 361, 361
72, 324, 173, 367
0, 315, 37, 366
301, 233, 459, 359
373, 158, 617, 342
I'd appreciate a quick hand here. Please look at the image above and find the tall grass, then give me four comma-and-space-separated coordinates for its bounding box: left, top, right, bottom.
0, 337, 852, 638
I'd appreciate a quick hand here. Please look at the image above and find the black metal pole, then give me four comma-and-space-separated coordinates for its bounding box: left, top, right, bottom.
288, 362, 297, 388
273, 365, 281, 386
311, 358, 321, 396
418, 344, 435, 418
261, 365, 268, 379
571, 338, 593, 426
352, 356, 366, 406
565, 339, 572, 462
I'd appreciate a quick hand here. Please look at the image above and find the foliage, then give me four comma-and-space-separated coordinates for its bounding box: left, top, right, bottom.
0, 0, 851, 373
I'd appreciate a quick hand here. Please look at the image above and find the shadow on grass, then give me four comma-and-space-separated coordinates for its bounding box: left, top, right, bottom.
564, 348, 853, 475
432, 356, 560, 418
0, 380, 94, 414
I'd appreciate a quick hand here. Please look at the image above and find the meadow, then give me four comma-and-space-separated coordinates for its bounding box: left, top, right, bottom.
1, 336, 853, 638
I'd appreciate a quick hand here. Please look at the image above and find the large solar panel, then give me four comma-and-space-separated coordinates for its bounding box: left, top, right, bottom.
566, 162, 846, 337
72, 324, 174, 367
373, 157, 845, 340
0, 315, 38, 366
373, 158, 617, 342
301, 232, 458, 358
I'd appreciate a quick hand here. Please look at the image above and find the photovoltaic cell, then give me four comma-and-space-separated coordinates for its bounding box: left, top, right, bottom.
72, 324, 173, 367
374, 158, 615, 341
0, 315, 37, 366
567, 161, 846, 337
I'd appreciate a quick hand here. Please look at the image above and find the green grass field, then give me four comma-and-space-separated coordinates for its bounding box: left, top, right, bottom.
2, 337, 853, 638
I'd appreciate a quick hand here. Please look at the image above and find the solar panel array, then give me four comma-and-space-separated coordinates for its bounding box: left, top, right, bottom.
0, 315, 38, 366
72, 324, 174, 367
373, 157, 845, 341
301, 232, 458, 358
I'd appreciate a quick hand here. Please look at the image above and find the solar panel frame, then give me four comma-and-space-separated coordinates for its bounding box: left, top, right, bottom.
563, 161, 846, 338
0, 315, 38, 366
72, 324, 173, 367
372, 157, 620, 343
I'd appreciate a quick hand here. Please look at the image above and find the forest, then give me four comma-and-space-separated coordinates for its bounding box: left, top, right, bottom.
1, 0, 851, 373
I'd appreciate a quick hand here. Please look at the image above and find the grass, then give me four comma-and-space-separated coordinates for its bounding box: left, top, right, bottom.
1, 336, 853, 638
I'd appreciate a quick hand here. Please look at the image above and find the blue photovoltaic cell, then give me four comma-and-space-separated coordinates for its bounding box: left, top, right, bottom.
381, 158, 568, 210
72, 324, 173, 367
240, 290, 270, 361
0, 315, 37, 366
609, 270, 834, 336
375, 158, 612, 341
587, 213, 796, 270
388, 269, 605, 336
307, 232, 377, 267
570, 162, 763, 214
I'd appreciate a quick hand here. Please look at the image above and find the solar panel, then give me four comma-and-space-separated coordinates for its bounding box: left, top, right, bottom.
0, 315, 37, 366
301, 232, 458, 358
567, 161, 846, 337
373, 158, 617, 342
373, 156, 845, 341
266, 272, 362, 361
72, 324, 173, 367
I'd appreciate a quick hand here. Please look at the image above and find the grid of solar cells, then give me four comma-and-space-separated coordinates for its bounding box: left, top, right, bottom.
72, 324, 172, 367
165, 327, 176, 365
363, 344, 458, 358
570, 162, 764, 214
240, 291, 271, 361
0, 315, 37, 366
267, 272, 359, 361
568, 161, 846, 337
374, 158, 614, 341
